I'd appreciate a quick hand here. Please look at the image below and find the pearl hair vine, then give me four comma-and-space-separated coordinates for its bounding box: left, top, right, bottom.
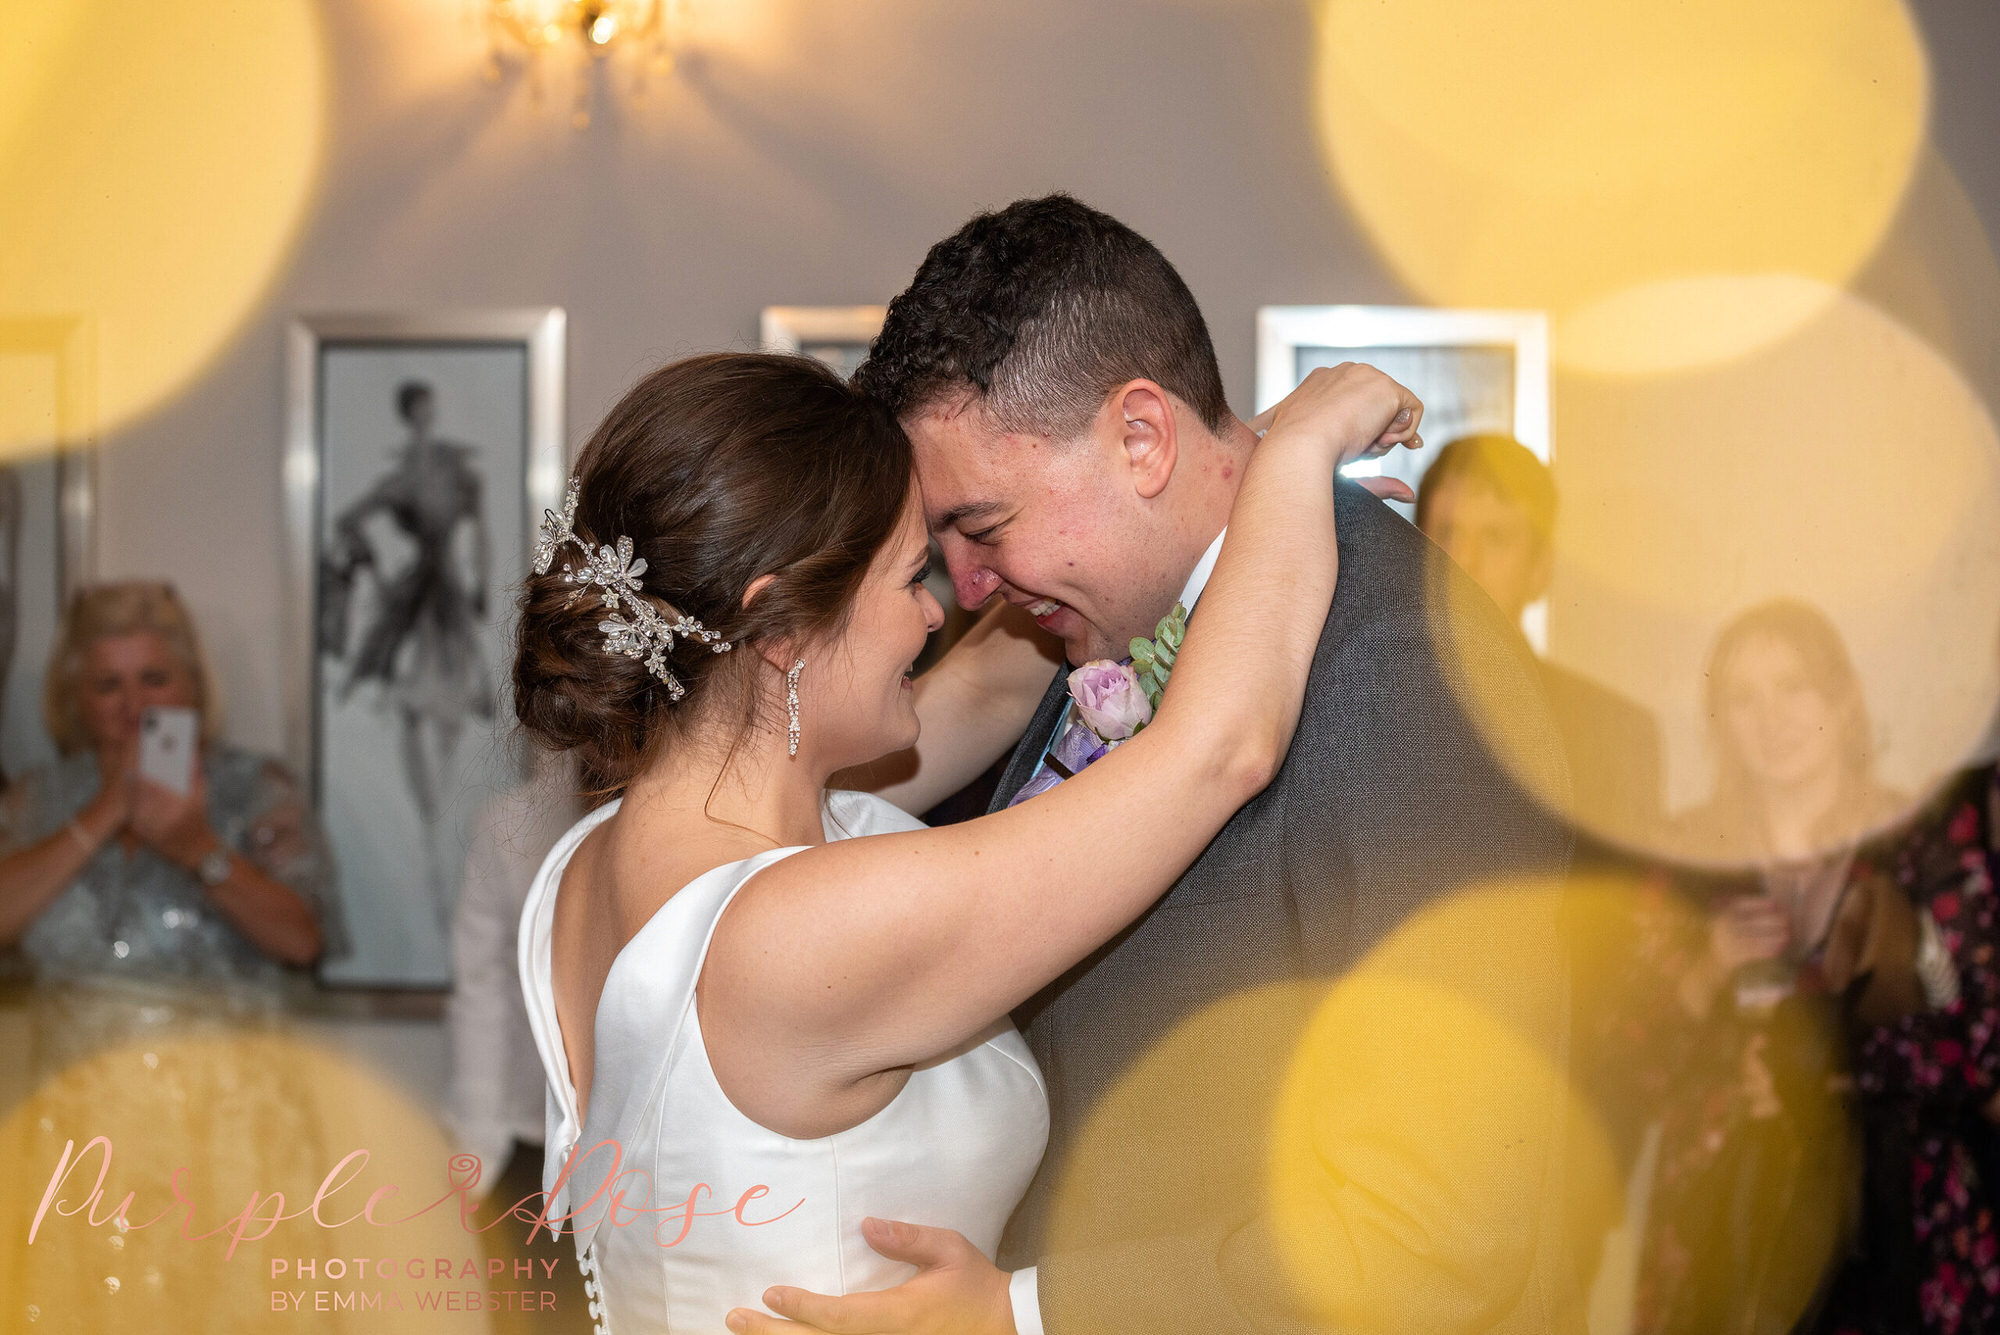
533, 478, 732, 702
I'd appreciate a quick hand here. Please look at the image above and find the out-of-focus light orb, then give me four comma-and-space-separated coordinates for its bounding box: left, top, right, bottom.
0, 1031, 490, 1333
1264, 886, 1614, 1333
0, 0, 326, 456
1314, 0, 1928, 373
1436, 284, 2000, 865
1559, 274, 1848, 379
1040, 882, 1614, 1333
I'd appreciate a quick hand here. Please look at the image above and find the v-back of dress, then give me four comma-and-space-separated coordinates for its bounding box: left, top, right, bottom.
519, 789, 1048, 1334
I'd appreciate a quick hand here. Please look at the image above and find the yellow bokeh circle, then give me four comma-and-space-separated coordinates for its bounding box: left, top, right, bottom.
0, 1031, 501, 1334
1314, 0, 1928, 372
1040, 882, 1618, 1333
0, 0, 326, 455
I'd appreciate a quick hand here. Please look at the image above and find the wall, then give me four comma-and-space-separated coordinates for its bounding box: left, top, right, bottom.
87, 0, 2000, 816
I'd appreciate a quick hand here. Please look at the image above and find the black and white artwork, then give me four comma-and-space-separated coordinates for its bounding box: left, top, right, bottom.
286, 311, 565, 988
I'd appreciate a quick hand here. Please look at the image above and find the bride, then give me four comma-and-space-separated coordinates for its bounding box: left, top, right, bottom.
513, 351, 1420, 1333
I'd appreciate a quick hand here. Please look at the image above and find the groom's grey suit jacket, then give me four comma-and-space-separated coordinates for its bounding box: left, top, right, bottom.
994, 481, 1579, 1334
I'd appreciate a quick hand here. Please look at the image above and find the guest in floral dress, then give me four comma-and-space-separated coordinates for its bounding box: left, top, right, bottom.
1614, 601, 2000, 1334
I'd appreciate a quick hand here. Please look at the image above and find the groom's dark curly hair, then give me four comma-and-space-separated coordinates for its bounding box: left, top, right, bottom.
854, 194, 1229, 438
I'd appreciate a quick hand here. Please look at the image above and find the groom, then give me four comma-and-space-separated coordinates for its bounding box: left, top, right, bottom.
743, 197, 1578, 1335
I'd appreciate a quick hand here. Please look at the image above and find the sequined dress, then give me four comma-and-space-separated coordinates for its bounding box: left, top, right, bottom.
0, 744, 348, 1335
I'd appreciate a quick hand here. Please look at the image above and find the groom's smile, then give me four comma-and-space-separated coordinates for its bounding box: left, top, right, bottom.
906, 406, 1139, 665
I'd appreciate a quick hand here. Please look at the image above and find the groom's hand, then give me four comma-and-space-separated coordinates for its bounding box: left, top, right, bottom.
725, 1217, 1015, 1335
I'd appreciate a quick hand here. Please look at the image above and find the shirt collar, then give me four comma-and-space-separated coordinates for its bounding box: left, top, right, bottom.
1176, 528, 1227, 613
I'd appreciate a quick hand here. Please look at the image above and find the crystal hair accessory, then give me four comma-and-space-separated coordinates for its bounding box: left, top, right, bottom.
534, 479, 731, 701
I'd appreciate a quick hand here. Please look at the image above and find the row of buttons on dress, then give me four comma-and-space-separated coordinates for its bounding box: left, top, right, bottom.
578, 1240, 607, 1334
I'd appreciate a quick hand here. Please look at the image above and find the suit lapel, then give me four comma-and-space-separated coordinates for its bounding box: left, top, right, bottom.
988, 667, 1071, 814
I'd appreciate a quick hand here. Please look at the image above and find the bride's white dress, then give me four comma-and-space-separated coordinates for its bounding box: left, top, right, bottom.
519, 789, 1049, 1334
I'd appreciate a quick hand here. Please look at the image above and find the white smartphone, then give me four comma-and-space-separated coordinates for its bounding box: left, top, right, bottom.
139, 706, 199, 795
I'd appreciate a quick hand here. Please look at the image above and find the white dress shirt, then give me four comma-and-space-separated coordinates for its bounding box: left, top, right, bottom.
1008, 526, 1225, 1334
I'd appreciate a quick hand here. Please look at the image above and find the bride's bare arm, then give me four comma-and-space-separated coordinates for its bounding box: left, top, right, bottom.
705, 364, 1420, 1129
833, 602, 1061, 816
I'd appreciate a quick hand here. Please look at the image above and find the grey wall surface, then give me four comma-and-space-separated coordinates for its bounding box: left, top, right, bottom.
90, 0, 2000, 761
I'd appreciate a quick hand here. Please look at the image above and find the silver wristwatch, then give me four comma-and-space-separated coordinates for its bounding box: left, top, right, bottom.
196, 845, 233, 888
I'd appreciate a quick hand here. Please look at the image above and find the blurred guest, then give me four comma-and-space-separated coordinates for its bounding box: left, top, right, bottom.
1674, 599, 1906, 865
1613, 600, 2000, 1334
447, 762, 576, 1191
446, 759, 588, 1333
0, 583, 347, 1325
0, 582, 341, 1066
1417, 433, 1663, 844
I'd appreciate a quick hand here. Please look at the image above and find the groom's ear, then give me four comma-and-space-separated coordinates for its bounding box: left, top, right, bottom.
1108, 380, 1178, 501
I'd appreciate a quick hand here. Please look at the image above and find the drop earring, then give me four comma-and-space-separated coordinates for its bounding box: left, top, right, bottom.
786, 658, 805, 757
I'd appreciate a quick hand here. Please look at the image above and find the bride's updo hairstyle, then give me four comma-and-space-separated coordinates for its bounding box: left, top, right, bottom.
514, 353, 911, 796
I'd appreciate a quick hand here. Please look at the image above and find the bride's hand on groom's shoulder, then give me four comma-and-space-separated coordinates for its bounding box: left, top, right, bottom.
1250, 362, 1426, 503
725, 1217, 1015, 1335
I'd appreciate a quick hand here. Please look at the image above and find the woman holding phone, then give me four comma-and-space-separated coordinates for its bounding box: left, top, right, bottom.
0, 582, 347, 1334
0, 582, 340, 1065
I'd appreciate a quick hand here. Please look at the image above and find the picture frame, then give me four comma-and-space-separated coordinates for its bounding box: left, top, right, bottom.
759, 305, 886, 381
283, 309, 566, 988
1256, 304, 1550, 485
0, 317, 97, 785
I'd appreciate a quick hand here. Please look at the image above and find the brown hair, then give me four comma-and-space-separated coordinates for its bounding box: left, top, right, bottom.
1414, 434, 1558, 547
855, 194, 1229, 438
1705, 599, 1872, 787
45, 581, 222, 754
1683, 598, 1898, 858
513, 353, 912, 796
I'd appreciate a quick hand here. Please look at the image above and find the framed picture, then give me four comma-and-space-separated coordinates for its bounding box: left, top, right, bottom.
0, 317, 97, 786
284, 310, 566, 988
760, 305, 886, 381
1256, 305, 1550, 494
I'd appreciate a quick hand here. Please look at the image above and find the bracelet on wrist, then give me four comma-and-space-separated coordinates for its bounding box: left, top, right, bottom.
193, 839, 233, 888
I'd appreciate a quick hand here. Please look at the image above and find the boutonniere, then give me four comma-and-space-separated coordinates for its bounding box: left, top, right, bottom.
1129, 602, 1186, 712
1066, 602, 1188, 745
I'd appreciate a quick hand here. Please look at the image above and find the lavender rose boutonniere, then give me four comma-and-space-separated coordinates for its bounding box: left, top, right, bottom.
1067, 602, 1189, 747
1069, 660, 1154, 741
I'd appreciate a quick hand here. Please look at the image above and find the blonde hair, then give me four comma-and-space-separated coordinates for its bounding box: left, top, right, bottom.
44, 582, 222, 755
